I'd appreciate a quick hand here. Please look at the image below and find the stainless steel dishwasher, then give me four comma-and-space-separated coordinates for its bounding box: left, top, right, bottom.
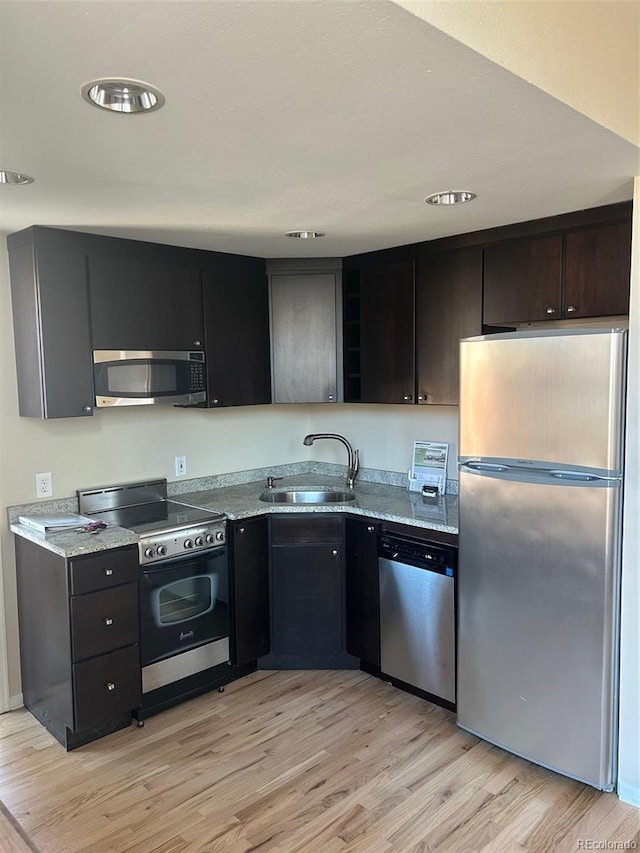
378, 533, 456, 708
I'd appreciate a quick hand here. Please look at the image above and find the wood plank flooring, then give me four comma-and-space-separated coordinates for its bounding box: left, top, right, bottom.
0, 670, 638, 852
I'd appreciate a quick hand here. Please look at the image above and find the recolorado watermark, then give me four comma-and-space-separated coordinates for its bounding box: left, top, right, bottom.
577, 842, 637, 850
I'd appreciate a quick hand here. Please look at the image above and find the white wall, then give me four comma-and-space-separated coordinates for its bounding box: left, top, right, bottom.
395, 0, 640, 146
618, 179, 640, 807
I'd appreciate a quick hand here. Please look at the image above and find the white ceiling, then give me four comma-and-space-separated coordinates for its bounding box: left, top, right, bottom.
0, 0, 638, 259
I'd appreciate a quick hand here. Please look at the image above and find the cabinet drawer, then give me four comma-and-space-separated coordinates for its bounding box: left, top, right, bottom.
71, 583, 139, 662
73, 644, 141, 731
270, 515, 343, 545
69, 547, 138, 594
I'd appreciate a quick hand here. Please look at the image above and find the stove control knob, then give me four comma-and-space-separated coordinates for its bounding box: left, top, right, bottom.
194, 536, 204, 547
156, 544, 167, 556
215, 531, 225, 542
184, 538, 194, 549
144, 547, 155, 559
205, 533, 215, 544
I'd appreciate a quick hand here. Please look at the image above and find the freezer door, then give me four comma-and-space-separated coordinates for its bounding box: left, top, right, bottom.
459, 329, 626, 473
457, 466, 621, 789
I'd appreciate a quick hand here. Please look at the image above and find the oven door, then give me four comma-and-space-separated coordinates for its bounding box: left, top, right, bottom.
140, 548, 228, 666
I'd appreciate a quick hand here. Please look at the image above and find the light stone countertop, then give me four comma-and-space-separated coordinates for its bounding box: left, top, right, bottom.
9, 471, 457, 559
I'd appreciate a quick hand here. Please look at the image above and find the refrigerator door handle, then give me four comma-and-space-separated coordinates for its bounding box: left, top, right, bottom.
462, 462, 510, 473
548, 469, 617, 482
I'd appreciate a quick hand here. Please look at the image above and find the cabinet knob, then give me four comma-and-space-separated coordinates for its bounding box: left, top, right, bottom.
104, 617, 113, 626
239, 527, 245, 534
566, 305, 577, 313
82, 405, 92, 413
418, 394, 427, 402
332, 549, 338, 556
328, 394, 334, 401
212, 399, 220, 405
193, 341, 201, 347
403, 394, 413, 402
104, 569, 113, 576
106, 682, 116, 692
545, 307, 557, 315
367, 526, 375, 532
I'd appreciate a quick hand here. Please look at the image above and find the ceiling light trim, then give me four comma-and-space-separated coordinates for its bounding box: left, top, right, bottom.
0, 170, 34, 185
425, 190, 477, 206
81, 78, 165, 114
285, 230, 326, 239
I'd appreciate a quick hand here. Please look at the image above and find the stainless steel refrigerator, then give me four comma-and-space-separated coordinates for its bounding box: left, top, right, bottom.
457, 327, 627, 791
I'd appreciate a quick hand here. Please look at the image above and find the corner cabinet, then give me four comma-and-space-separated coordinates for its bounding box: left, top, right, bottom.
267, 259, 343, 403
15, 538, 141, 749
7, 227, 95, 418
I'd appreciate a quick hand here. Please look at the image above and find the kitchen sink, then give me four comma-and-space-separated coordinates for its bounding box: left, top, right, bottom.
259, 488, 356, 504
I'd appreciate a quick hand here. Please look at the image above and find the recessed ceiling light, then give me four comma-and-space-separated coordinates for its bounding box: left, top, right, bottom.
285, 230, 326, 239
425, 190, 477, 206
81, 78, 165, 113
0, 170, 34, 185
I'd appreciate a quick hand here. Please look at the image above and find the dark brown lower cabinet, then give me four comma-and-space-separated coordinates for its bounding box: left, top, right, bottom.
260, 515, 358, 669
345, 516, 380, 666
231, 516, 270, 665
15, 538, 141, 750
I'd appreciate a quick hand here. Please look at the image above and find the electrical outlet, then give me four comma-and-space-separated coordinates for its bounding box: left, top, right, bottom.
175, 455, 187, 477
35, 472, 53, 499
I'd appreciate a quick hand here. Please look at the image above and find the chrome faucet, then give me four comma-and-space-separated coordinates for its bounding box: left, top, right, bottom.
303, 433, 360, 489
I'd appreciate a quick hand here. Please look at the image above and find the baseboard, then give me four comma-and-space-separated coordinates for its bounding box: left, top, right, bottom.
617, 779, 640, 808
9, 692, 23, 711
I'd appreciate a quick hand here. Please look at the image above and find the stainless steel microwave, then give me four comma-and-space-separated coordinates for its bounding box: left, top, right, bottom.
93, 350, 207, 408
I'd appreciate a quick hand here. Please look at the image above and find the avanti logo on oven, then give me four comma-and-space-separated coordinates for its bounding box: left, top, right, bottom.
179, 630, 195, 642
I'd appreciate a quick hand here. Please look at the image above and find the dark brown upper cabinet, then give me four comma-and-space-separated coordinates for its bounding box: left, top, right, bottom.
89, 251, 204, 352
201, 253, 271, 407
357, 260, 415, 404
483, 234, 563, 326
416, 247, 483, 406
564, 220, 632, 318
483, 207, 632, 326
8, 227, 95, 418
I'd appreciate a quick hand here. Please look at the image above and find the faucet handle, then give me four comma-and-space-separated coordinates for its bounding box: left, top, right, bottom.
267, 476, 283, 489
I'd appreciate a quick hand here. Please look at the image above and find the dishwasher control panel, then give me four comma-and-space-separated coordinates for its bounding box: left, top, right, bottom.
378, 534, 456, 576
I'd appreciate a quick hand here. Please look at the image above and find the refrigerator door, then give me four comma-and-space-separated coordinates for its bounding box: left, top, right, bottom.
457, 465, 621, 789
459, 329, 627, 474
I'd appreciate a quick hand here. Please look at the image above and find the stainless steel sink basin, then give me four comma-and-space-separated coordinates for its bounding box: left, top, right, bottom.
259, 488, 356, 504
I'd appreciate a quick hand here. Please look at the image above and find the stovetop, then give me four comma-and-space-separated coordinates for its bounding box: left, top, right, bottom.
88, 499, 224, 536
77, 478, 226, 565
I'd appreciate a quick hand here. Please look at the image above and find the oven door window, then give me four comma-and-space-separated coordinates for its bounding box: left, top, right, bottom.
140, 550, 229, 666
154, 574, 216, 625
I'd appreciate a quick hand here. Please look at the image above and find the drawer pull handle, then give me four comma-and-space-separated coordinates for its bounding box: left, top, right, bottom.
104, 617, 113, 626
104, 569, 113, 576
106, 682, 116, 691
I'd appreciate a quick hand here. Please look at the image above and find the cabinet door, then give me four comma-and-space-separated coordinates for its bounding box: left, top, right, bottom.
345, 517, 380, 665
416, 247, 482, 406
360, 261, 414, 403
203, 256, 271, 407
9, 239, 94, 418
231, 517, 270, 664
270, 273, 340, 403
484, 235, 563, 325
89, 254, 204, 351
564, 221, 632, 318
270, 543, 343, 658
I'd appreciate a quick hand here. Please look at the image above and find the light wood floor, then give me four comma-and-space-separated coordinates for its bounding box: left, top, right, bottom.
1, 670, 638, 852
